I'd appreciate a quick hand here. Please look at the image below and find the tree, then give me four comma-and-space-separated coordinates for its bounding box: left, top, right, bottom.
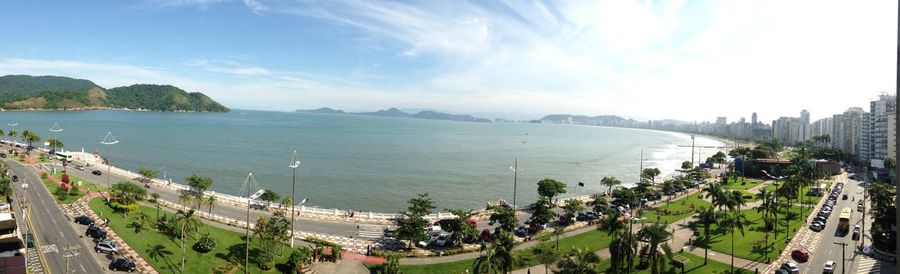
205, 194, 218, 233
176, 209, 201, 272
394, 193, 435, 249
446, 209, 478, 243
555, 247, 603, 274
380, 253, 401, 274
724, 190, 747, 212
178, 192, 192, 208
529, 197, 556, 225
637, 223, 673, 274
589, 194, 609, 214
681, 160, 692, 170
46, 139, 64, 150
138, 167, 157, 183
7, 131, 16, 143
608, 228, 635, 274
493, 231, 520, 272
151, 193, 161, 220
693, 206, 719, 265
537, 178, 567, 200
128, 212, 150, 233
755, 188, 777, 261
280, 197, 292, 209
702, 182, 727, 210
111, 181, 147, 205
600, 176, 621, 195
600, 212, 625, 235
561, 199, 585, 221
720, 210, 747, 273
186, 174, 213, 194
21, 130, 40, 149
641, 168, 661, 184
489, 206, 518, 232
259, 189, 280, 206
472, 244, 502, 274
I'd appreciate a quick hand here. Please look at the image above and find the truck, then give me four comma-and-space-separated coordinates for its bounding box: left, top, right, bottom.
838, 207, 852, 233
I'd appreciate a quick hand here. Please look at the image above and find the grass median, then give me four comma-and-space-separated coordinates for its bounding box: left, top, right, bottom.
695, 205, 803, 263
88, 198, 293, 274
642, 192, 711, 224
721, 177, 765, 190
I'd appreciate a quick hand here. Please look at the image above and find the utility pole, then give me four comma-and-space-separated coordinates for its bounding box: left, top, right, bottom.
690, 135, 696, 168
238, 173, 260, 274
510, 158, 521, 209
861, 166, 868, 250
62, 244, 81, 274
833, 241, 847, 274
289, 151, 301, 247
100, 132, 118, 202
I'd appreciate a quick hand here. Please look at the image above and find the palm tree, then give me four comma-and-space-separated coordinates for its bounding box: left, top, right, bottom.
146, 244, 174, 269
494, 231, 520, 273
21, 130, 40, 149
554, 247, 603, 274
601, 176, 621, 196
472, 244, 501, 274
637, 223, 673, 274
129, 212, 150, 233
175, 209, 201, 272
693, 206, 719, 265
701, 182, 726, 209
281, 197, 292, 210
178, 192, 192, 208
755, 188, 777, 260
599, 212, 625, 235
720, 210, 747, 273
193, 194, 206, 210
724, 190, 747, 212
607, 229, 635, 274
204, 194, 218, 233
7, 130, 16, 143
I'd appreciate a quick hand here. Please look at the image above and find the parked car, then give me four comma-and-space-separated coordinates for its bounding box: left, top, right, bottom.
75, 165, 85, 171
774, 269, 789, 274
853, 225, 861, 240
109, 257, 136, 272
94, 240, 118, 254
433, 234, 448, 247
791, 249, 809, 262
0, 203, 10, 211
823, 261, 835, 273
480, 229, 493, 242
92, 170, 102, 176
814, 216, 828, 224
781, 261, 800, 274
74, 215, 95, 226
86, 226, 107, 240
0, 153, 5, 158
10, 175, 17, 182
842, 194, 848, 200
515, 225, 527, 237
809, 223, 824, 232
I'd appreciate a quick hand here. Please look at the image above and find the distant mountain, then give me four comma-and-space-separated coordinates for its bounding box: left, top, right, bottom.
536, 114, 638, 127
0, 75, 228, 112
296, 107, 346, 114
353, 108, 412, 118
412, 110, 491, 122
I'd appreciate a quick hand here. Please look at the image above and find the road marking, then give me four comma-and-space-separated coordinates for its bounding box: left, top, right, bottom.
856, 256, 881, 273
42, 244, 58, 254
79, 264, 86, 273
51, 218, 56, 225
58, 231, 64, 237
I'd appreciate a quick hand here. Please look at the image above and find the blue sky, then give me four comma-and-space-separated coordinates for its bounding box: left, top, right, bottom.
0, 0, 896, 121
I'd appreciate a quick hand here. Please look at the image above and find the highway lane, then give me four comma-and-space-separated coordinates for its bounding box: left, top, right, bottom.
5, 159, 112, 274
802, 172, 862, 274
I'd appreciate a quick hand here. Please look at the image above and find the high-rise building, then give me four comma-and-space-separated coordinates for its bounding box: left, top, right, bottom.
870, 94, 896, 163
811, 117, 833, 147
800, 109, 810, 142
752, 112, 758, 125
889, 113, 896, 162
840, 107, 865, 159
832, 114, 844, 150
860, 112, 871, 163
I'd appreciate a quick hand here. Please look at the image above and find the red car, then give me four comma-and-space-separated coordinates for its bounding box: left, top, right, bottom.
479, 229, 492, 242
791, 249, 810, 262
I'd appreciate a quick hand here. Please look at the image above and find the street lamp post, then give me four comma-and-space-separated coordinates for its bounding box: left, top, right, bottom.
690, 135, 696, 168
100, 132, 118, 202
833, 241, 847, 274
289, 150, 302, 247
510, 158, 521, 209
762, 170, 788, 242
238, 173, 261, 274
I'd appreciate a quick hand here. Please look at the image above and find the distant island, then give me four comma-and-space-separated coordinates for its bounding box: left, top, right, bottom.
297, 107, 492, 123
0, 75, 229, 112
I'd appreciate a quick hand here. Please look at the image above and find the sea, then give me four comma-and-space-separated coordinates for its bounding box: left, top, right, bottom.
0, 110, 723, 212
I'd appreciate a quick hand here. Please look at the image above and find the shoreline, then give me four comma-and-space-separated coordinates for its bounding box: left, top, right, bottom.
0, 107, 228, 113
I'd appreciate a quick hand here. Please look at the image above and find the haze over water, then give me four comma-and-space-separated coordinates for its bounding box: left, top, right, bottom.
1, 110, 723, 212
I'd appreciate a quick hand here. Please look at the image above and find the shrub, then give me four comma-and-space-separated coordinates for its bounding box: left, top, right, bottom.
40, 173, 48, 179
109, 201, 139, 213
193, 234, 217, 253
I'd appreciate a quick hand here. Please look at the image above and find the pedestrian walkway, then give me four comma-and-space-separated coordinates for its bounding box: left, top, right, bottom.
856, 255, 893, 273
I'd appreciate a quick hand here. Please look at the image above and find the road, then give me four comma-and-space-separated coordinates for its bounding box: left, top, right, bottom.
802, 171, 897, 274
4, 159, 112, 274
53, 161, 530, 239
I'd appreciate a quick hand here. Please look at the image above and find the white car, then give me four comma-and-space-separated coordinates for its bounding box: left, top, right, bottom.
434, 234, 448, 247
781, 261, 799, 274
0, 203, 9, 211
823, 261, 835, 273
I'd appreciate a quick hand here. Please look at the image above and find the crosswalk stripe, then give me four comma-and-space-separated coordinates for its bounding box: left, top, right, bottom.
857, 257, 882, 273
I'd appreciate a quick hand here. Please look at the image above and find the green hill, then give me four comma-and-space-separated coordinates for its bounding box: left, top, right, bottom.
0, 75, 228, 112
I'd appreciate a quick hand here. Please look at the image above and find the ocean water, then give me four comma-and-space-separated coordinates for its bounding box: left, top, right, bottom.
0, 110, 723, 212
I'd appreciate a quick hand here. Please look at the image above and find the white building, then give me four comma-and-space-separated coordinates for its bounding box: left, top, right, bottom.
870, 94, 896, 163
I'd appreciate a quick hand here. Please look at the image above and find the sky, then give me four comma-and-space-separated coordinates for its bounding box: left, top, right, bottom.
0, 0, 896, 122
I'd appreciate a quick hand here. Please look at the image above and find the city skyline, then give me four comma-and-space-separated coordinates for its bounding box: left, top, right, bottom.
0, 1, 896, 122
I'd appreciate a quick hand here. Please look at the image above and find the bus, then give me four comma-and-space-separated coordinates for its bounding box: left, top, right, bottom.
838, 207, 852, 233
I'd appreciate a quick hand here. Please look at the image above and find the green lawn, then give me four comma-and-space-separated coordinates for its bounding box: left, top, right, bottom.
388, 229, 613, 274
642, 192, 712, 224
88, 198, 295, 274
765, 182, 830, 205
40, 177, 84, 204
695, 205, 803, 263
721, 177, 765, 190
595, 251, 753, 274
